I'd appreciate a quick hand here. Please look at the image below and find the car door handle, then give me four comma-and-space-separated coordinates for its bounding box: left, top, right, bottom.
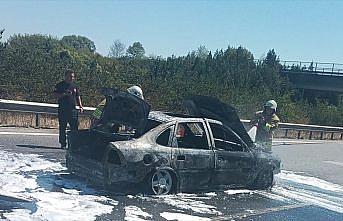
177, 155, 186, 161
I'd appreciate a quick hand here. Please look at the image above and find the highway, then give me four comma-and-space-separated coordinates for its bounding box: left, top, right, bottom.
0, 127, 342, 221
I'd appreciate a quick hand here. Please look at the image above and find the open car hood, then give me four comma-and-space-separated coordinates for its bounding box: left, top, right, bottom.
97, 88, 151, 136
183, 95, 254, 147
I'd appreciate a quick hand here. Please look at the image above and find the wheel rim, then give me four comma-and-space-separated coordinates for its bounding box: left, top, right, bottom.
151, 170, 173, 195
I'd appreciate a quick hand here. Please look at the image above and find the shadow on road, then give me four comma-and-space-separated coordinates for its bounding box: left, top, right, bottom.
16, 144, 60, 149
0, 194, 37, 214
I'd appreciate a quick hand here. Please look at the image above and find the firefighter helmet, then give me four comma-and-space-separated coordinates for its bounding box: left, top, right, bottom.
127, 85, 144, 99
264, 100, 277, 111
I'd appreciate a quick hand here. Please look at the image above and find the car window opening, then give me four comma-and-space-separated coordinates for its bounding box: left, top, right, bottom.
176, 122, 209, 150
156, 128, 171, 147
108, 149, 121, 165
210, 123, 244, 152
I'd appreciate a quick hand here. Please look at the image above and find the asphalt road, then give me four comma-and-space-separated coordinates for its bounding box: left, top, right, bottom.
273, 140, 343, 186
0, 127, 343, 221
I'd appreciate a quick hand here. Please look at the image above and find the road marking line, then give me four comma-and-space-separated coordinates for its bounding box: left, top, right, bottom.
212, 203, 310, 220
273, 140, 324, 146
0, 132, 58, 136
323, 161, 343, 167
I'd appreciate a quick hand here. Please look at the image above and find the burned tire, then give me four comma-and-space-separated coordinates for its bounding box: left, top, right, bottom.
146, 169, 175, 195
251, 169, 274, 190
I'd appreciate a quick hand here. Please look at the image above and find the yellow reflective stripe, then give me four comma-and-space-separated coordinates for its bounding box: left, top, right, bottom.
92, 100, 106, 119
92, 109, 102, 119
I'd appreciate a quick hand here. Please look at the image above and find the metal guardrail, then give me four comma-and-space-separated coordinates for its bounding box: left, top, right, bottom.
242, 119, 343, 140
0, 99, 95, 128
1, 99, 343, 140
280, 60, 343, 76
0, 99, 95, 114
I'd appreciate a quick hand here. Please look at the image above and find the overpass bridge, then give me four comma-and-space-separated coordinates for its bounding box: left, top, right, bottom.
280, 61, 343, 93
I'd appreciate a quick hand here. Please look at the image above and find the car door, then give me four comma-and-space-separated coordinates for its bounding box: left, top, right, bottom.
171, 121, 215, 191
207, 121, 256, 187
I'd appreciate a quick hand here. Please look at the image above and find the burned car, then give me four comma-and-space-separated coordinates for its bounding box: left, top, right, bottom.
66, 89, 281, 195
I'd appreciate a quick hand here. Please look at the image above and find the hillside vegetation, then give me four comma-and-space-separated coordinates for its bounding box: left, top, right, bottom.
0, 34, 342, 126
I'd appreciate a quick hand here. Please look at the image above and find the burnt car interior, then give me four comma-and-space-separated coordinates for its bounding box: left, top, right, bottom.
68, 88, 155, 161
69, 118, 162, 162
209, 123, 245, 152
176, 122, 209, 149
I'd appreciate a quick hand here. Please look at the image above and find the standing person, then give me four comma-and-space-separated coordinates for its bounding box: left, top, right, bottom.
250, 100, 280, 152
53, 70, 83, 149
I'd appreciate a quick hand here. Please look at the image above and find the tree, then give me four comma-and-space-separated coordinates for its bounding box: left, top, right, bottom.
264, 49, 279, 66
2, 33, 342, 126
0, 29, 5, 50
0, 29, 4, 40
61, 35, 96, 53
108, 39, 126, 58
195, 45, 209, 59
127, 42, 145, 58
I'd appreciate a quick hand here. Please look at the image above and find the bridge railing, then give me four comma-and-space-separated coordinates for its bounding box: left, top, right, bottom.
1, 99, 343, 140
280, 60, 343, 76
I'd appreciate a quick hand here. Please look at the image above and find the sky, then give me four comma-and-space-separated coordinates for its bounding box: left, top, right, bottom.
1, 0, 343, 63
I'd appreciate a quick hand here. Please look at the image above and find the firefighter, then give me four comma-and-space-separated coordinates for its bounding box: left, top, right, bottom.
91, 85, 144, 128
251, 100, 280, 152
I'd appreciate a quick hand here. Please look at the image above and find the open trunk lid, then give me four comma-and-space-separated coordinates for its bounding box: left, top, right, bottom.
96, 88, 151, 136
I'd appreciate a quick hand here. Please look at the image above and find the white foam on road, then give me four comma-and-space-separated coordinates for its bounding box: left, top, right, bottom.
135, 193, 221, 215
0, 150, 117, 221
160, 212, 211, 221
224, 189, 252, 195
156, 194, 221, 215
271, 186, 343, 213
323, 160, 343, 167
270, 170, 343, 213
221, 171, 343, 215
124, 205, 152, 221
277, 170, 343, 192
204, 192, 217, 197
2, 148, 343, 219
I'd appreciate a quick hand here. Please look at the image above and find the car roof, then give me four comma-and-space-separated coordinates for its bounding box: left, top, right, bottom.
148, 111, 222, 124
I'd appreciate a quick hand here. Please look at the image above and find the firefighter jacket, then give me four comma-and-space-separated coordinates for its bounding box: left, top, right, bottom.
251, 110, 280, 149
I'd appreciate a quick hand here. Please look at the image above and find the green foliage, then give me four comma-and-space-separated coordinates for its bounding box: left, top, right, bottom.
0, 29, 4, 40
192, 45, 209, 59
0, 34, 342, 126
108, 39, 126, 58
61, 35, 96, 53
127, 42, 145, 58
0, 29, 5, 50
305, 100, 343, 126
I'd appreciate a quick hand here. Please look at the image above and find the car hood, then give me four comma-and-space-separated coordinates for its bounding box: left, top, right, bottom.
183, 95, 254, 147
97, 88, 151, 136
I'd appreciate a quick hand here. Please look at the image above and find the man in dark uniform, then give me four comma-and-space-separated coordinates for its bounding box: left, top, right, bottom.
53, 70, 83, 149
